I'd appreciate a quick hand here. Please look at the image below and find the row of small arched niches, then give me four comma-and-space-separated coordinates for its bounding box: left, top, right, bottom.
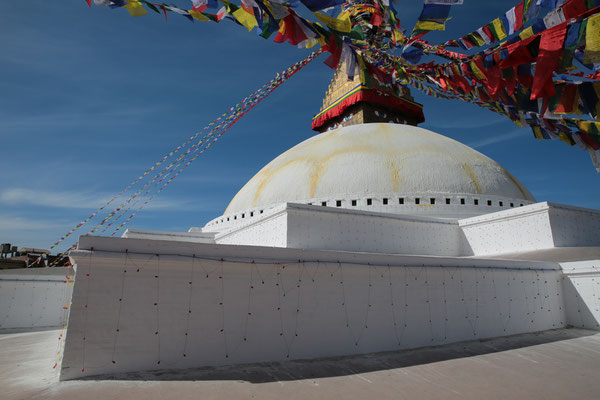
210, 197, 527, 226
212, 209, 266, 225
308, 197, 527, 208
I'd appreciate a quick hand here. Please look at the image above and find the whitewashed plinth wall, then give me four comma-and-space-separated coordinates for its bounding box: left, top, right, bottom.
207, 202, 600, 257
61, 236, 565, 380
561, 259, 600, 330
460, 202, 600, 256
0, 267, 72, 331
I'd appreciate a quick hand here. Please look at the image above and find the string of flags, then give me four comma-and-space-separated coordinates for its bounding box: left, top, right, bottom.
399, 1, 600, 171
38, 49, 321, 265
83, 0, 600, 172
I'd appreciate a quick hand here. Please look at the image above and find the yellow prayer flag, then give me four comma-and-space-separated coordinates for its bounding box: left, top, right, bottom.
512, 119, 526, 127
532, 126, 544, 140
357, 54, 368, 85
578, 120, 600, 135
414, 20, 446, 32
124, 1, 148, 17
301, 38, 320, 49
492, 18, 507, 40
558, 132, 574, 146
312, 25, 328, 46
392, 29, 406, 46
277, 18, 287, 35
314, 10, 351, 33
584, 14, 600, 64
189, 10, 210, 21
469, 61, 486, 80
519, 26, 534, 40
578, 120, 591, 132
471, 34, 485, 47
232, 8, 258, 31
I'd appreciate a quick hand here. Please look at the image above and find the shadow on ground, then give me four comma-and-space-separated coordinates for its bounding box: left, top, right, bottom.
80, 328, 596, 383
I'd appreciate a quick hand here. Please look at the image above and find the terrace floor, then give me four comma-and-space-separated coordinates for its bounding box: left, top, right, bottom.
2, 327, 600, 400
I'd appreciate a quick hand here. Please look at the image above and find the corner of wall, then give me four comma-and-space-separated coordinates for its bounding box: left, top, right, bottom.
457, 228, 475, 256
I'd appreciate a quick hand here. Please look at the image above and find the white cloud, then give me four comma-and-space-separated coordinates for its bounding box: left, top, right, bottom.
0, 215, 70, 232
0, 215, 74, 250
0, 188, 111, 209
466, 129, 525, 149
0, 187, 218, 212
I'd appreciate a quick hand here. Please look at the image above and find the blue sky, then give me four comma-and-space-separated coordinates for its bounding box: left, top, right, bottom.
1, 1, 599, 252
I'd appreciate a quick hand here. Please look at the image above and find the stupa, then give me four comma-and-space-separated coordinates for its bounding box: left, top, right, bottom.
3, 64, 599, 382
204, 64, 536, 231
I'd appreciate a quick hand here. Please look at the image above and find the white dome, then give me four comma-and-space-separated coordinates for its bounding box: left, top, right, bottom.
225, 123, 534, 214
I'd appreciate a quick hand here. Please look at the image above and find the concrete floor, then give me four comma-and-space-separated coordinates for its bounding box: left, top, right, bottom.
2, 328, 600, 400
483, 246, 600, 262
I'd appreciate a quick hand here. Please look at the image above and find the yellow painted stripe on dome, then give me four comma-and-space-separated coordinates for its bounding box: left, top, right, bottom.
251, 158, 309, 208
462, 163, 482, 194
501, 167, 533, 201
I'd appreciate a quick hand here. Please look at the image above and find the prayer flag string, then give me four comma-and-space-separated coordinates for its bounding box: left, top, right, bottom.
40, 49, 321, 266
85, 1, 600, 170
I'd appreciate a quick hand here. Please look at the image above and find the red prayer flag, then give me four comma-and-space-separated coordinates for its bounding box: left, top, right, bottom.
493, 51, 501, 64
517, 66, 534, 89
554, 84, 578, 114
274, 14, 309, 45
505, 74, 517, 96
487, 65, 502, 95
460, 62, 473, 79
515, 1, 524, 31
323, 33, 342, 69
531, 22, 568, 100
482, 25, 495, 43
452, 70, 473, 94
370, 6, 383, 26
367, 63, 392, 83
562, 0, 587, 19
499, 34, 539, 68
581, 132, 600, 150
438, 76, 448, 92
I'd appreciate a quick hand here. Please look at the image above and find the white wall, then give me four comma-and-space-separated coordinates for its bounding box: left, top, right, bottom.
209, 202, 600, 258
286, 204, 462, 256
214, 203, 463, 256
216, 211, 287, 247
460, 203, 600, 257
0, 267, 73, 332
561, 259, 600, 330
460, 203, 555, 256
549, 204, 600, 248
61, 236, 563, 380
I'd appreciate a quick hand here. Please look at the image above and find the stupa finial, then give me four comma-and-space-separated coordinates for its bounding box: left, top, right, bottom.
311, 60, 425, 133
